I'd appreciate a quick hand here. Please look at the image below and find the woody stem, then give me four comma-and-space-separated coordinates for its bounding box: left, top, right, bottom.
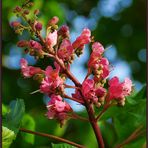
19, 128, 86, 148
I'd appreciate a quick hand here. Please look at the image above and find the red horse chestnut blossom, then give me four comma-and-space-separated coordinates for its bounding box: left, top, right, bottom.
46, 30, 58, 48
57, 39, 74, 62
108, 76, 132, 101
46, 94, 72, 126
20, 58, 42, 78
12, 2, 133, 147
40, 62, 64, 95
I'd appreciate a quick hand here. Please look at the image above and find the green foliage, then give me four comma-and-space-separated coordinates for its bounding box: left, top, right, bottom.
2, 99, 25, 148
2, 126, 16, 148
2, 104, 9, 116
99, 86, 146, 147
52, 143, 75, 148
3, 99, 25, 134
21, 114, 36, 144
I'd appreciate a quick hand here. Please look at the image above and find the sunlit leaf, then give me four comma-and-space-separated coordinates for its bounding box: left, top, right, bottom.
2, 126, 16, 148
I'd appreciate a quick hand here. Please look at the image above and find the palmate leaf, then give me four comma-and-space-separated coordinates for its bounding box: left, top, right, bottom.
3, 99, 25, 134
2, 99, 25, 148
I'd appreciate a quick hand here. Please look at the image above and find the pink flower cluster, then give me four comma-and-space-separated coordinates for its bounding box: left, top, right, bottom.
82, 79, 106, 103
88, 42, 110, 81
46, 94, 72, 125
18, 15, 133, 125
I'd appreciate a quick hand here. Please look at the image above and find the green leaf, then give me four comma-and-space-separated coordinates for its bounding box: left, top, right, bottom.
99, 121, 118, 148
21, 114, 35, 144
3, 99, 25, 134
2, 126, 16, 148
52, 143, 75, 148
2, 104, 9, 116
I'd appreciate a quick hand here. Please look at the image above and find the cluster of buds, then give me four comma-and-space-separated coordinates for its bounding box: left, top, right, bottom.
12, 0, 133, 126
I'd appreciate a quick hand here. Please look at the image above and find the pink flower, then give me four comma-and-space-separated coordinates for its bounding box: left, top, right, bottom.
29, 40, 42, 50
92, 42, 104, 55
20, 58, 42, 78
82, 79, 98, 102
17, 40, 28, 47
46, 94, 72, 123
88, 42, 105, 69
72, 28, 91, 49
46, 30, 57, 47
122, 78, 132, 96
57, 39, 74, 61
108, 76, 132, 100
40, 63, 64, 95
10, 21, 20, 27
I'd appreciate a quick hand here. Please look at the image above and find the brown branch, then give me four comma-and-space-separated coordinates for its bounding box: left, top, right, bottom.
64, 84, 80, 90
84, 101, 105, 148
20, 128, 86, 148
63, 94, 84, 105
69, 113, 89, 122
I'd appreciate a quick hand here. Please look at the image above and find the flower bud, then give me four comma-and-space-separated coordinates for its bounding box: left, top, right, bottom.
58, 25, 70, 38
15, 6, 22, 12
17, 40, 28, 47
35, 22, 42, 31
34, 9, 40, 15
23, 9, 30, 15
11, 21, 20, 27
48, 16, 59, 25
29, 2, 34, 6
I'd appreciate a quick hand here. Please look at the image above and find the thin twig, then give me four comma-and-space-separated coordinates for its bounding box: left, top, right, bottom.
69, 113, 89, 122
115, 125, 146, 148
20, 128, 86, 148
64, 84, 80, 90
63, 94, 84, 105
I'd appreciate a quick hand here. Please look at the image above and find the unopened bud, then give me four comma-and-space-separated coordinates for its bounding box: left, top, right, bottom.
17, 40, 28, 47
28, 2, 34, 6
48, 16, 59, 25
118, 98, 125, 106
58, 25, 70, 38
35, 22, 42, 31
33, 74, 44, 83
95, 102, 101, 108
15, 6, 22, 12
34, 9, 40, 15
11, 21, 20, 27
23, 9, 30, 15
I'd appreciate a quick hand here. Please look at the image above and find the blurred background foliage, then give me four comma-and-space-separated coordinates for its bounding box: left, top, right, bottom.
2, 0, 146, 148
